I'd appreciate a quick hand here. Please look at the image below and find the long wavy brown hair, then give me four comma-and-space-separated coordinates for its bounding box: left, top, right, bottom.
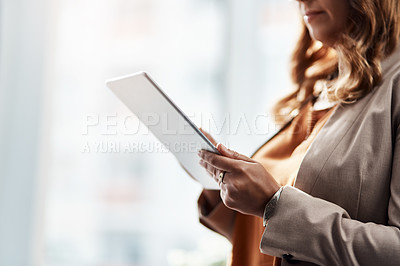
273, 0, 400, 119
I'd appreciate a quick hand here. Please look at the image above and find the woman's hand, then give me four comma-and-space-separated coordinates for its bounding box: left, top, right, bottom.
198, 143, 281, 218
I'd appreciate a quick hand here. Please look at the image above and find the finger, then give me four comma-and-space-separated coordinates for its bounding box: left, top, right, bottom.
216, 143, 254, 163
199, 150, 240, 171
200, 159, 223, 181
199, 159, 221, 183
199, 127, 218, 146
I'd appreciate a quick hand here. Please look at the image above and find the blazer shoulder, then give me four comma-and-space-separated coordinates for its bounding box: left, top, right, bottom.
386, 64, 400, 130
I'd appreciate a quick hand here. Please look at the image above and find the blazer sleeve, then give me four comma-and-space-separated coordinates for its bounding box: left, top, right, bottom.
259, 127, 400, 265
198, 190, 236, 242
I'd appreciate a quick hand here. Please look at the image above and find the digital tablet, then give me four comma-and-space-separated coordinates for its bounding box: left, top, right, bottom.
106, 72, 220, 189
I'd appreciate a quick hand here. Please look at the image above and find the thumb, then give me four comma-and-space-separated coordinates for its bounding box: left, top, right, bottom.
216, 143, 254, 162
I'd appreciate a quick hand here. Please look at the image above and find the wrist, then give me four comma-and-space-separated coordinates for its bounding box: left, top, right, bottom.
255, 185, 282, 218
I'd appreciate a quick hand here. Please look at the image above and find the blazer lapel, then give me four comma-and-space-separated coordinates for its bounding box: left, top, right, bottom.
294, 89, 376, 193
295, 45, 400, 193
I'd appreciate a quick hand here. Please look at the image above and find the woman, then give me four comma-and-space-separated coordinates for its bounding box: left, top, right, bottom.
196, 0, 400, 265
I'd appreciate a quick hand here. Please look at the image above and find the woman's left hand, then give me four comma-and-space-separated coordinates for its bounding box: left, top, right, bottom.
198, 143, 281, 218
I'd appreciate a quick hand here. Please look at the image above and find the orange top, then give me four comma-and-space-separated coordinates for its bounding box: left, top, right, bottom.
228, 100, 336, 266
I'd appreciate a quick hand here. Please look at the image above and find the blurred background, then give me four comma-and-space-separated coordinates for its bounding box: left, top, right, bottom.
0, 0, 300, 265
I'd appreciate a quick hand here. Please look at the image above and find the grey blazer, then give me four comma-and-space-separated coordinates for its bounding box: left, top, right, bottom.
260, 46, 400, 265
